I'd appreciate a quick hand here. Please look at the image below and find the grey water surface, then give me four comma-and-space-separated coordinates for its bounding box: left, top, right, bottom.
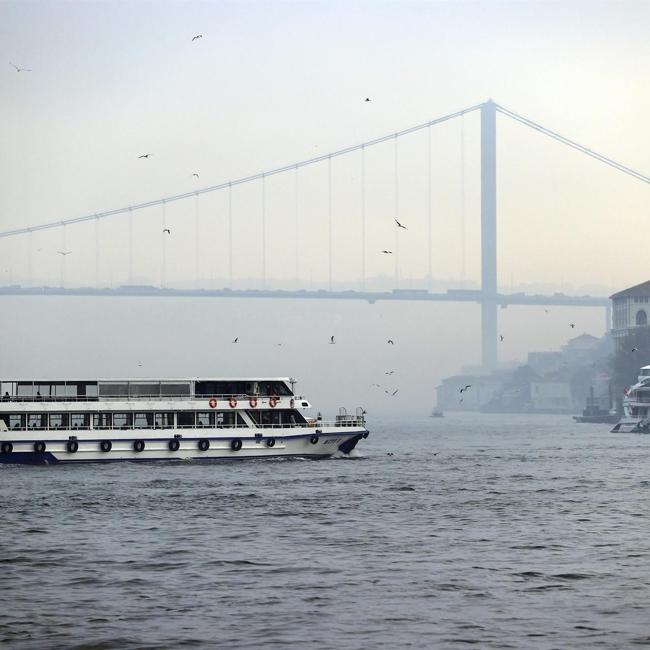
2, 413, 650, 649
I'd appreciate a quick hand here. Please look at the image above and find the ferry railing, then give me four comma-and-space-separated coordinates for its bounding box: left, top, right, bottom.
0, 393, 304, 403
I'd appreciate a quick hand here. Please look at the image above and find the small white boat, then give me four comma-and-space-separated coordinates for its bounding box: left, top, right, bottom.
0, 377, 369, 464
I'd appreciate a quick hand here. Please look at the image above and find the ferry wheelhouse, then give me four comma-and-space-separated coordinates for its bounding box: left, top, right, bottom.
0, 378, 369, 464
612, 365, 650, 433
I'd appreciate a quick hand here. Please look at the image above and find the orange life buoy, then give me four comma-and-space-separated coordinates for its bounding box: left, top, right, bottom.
269, 396, 278, 408
209, 398, 217, 409
249, 396, 258, 408
229, 396, 237, 408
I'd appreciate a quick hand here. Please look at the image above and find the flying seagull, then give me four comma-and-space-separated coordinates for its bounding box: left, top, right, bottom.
10, 62, 31, 72
329, 336, 335, 345
395, 219, 407, 230
500, 335, 504, 342
380, 250, 393, 254
370, 383, 381, 388
232, 337, 238, 343
138, 154, 152, 159
387, 339, 395, 345
192, 34, 203, 41
192, 173, 199, 179
460, 384, 471, 393
632, 347, 639, 352
385, 370, 395, 375
162, 228, 171, 235
365, 97, 371, 102
57, 250, 72, 256
569, 323, 575, 328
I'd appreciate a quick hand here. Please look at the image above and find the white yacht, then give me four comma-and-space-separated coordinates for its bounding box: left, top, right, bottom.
0, 377, 369, 464
611, 365, 650, 433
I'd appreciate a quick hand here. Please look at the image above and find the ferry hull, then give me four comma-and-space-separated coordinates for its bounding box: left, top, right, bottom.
0, 429, 367, 465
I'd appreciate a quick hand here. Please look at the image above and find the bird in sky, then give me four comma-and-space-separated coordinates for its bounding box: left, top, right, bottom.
370, 383, 381, 388
138, 361, 143, 367
232, 337, 238, 343
57, 250, 72, 256
500, 335, 504, 342
569, 323, 575, 328
10, 62, 31, 72
632, 347, 639, 352
365, 97, 371, 102
163, 228, 171, 235
395, 219, 407, 230
387, 339, 395, 345
385, 370, 395, 375
192, 173, 199, 179
380, 250, 393, 254
192, 34, 203, 41
138, 154, 152, 159
329, 336, 335, 345
544, 309, 549, 313
460, 384, 471, 393
275, 343, 283, 347
385, 389, 399, 396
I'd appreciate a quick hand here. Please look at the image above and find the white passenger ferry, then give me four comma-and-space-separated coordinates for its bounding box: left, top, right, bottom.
611, 365, 650, 433
0, 378, 369, 464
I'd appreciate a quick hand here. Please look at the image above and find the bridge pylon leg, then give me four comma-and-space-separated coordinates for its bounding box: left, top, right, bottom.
481, 100, 498, 371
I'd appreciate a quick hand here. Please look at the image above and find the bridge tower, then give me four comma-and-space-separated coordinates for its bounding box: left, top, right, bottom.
481, 100, 498, 370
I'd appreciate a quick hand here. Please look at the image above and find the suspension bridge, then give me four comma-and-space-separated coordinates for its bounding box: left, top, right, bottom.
1, 100, 648, 369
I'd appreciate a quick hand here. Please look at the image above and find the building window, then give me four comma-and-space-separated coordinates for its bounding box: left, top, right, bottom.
636, 310, 647, 326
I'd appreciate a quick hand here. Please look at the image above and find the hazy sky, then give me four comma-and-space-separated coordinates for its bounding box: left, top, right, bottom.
2, 0, 649, 291
0, 1, 648, 402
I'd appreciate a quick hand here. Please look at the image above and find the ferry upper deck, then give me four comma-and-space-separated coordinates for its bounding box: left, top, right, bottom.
0, 378, 296, 402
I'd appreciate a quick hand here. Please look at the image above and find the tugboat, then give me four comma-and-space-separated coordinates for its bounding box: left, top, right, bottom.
573, 386, 618, 424
0, 377, 369, 464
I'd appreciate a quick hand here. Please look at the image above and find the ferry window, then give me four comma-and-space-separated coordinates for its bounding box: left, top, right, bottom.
637, 310, 647, 326
27, 413, 47, 429
196, 412, 214, 427
113, 413, 133, 429
48, 413, 69, 429
155, 412, 174, 429
177, 412, 195, 428
134, 413, 154, 428
1, 382, 14, 397
246, 410, 260, 425
216, 412, 239, 428
83, 384, 99, 398
0, 415, 8, 428
130, 383, 160, 398
99, 383, 128, 398
260, 410, 281, 426
17, 383, 34, 397
281, 409, 305, 425
161, 383, 190, 397
9, 414, 25, 429
70, 414, 90, 429
93, 413, 112, 429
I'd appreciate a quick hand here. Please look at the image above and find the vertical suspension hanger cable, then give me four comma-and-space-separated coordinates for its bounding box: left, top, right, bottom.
194, 193, 200, 287
427, 125, 432, 291
328, 154, 333, 292
128, 207, 133, 285
95, 216, 100, 288
161, 200, 167, 289
261, 173, 266, 289
460, 114, 466, 288
28, 231, 33, 287
361, 145, 366, 291
294, 165, 299, 289
228, 183, 233, 290
60, 224, 67, 288
394, 134, 399, 289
